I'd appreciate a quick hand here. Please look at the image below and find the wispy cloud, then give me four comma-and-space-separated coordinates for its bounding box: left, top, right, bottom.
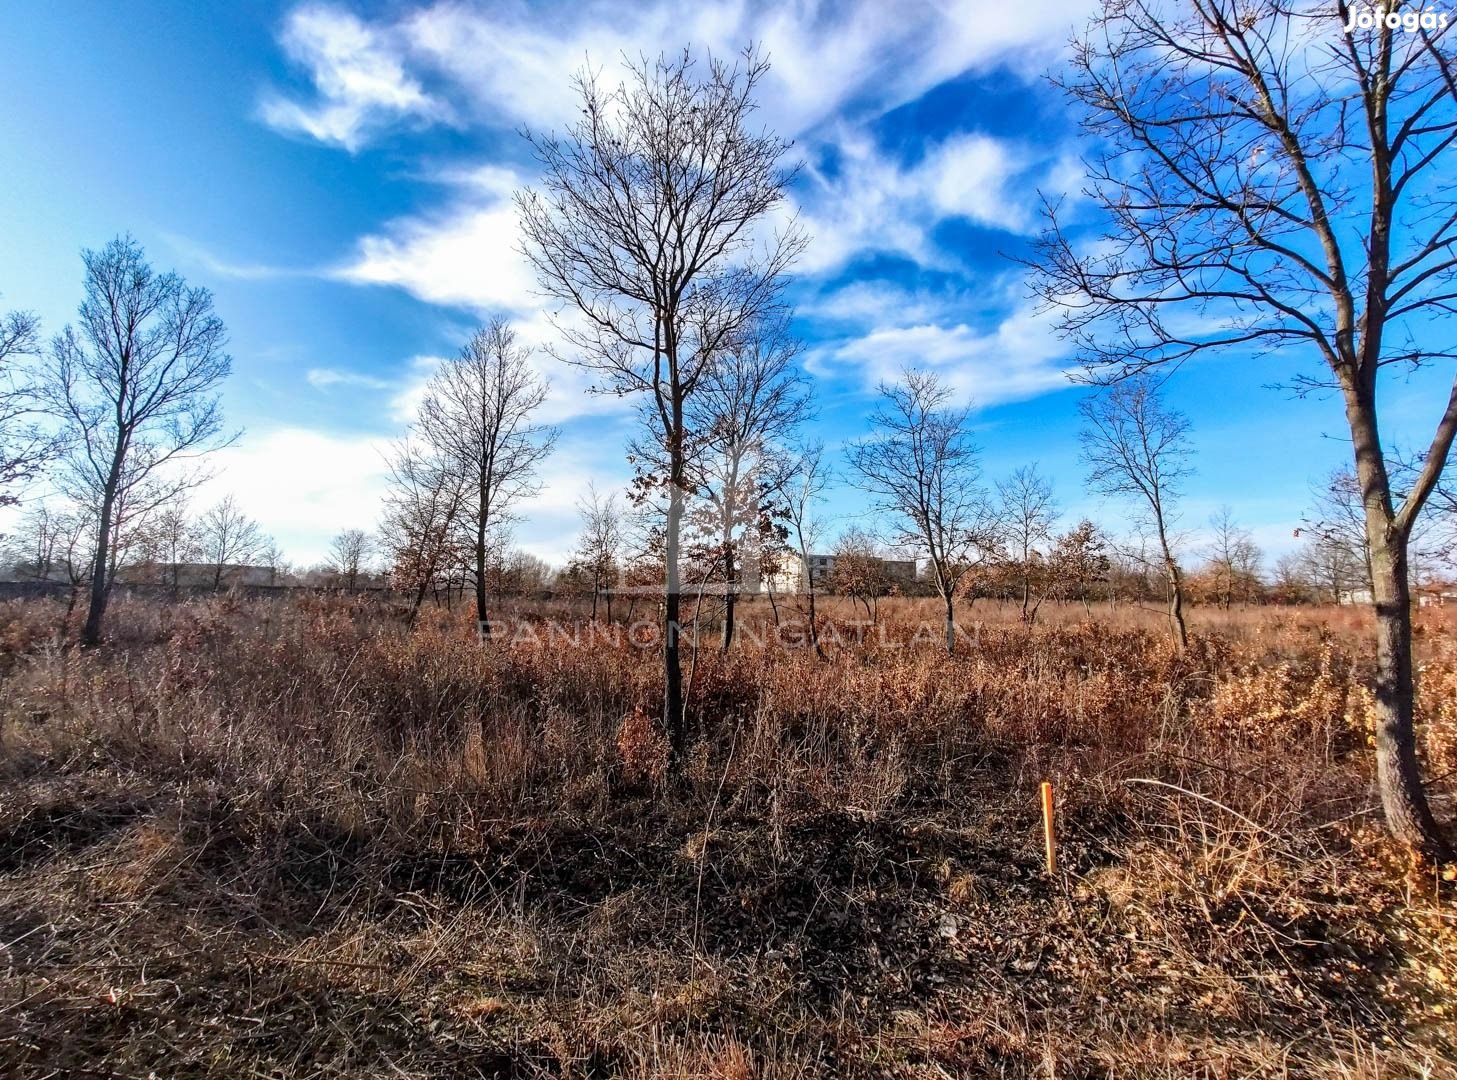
163, 233, 308, 282
306, 367, 392, 390
794, 130, 1079, 274
806, 279, 1077, 408
260, 4, 451, 150
264, 0, 1089, 150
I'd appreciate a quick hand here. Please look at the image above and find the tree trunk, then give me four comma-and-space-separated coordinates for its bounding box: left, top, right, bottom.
1368, 534, 1445, 856
720, 540, 735, 653
803, 552, 823, 658
664, 467, 685, 770
475, 502, 490, 642
1346, 390, 1450, 858
944, 593, 956, 656
81, 478, 119, 648
409, 574, 431, 624
1166, 562, 1187, 654
1154, 522, 1188, 654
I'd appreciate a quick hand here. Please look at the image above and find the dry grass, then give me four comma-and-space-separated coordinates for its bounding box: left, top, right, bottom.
0, 591, 1454, 1077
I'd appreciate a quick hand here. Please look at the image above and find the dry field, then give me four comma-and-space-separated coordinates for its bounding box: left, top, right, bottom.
1, 593, 1456, 1077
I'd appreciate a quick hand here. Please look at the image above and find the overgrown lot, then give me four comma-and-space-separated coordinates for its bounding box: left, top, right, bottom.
1, 594, 1455, 1077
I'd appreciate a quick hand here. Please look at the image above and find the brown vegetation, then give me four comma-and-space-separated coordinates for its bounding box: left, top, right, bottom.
1, 593, 1455, 1076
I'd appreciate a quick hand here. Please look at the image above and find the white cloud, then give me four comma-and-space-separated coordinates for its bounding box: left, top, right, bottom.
277, 0, 1090, 351
162, 233, 306, 282
794, 130, 1064, 274
196, 427, 394, 564
266, 0, 1091, 149
803, 280, 966, 327
260, 4, 449, 150
332, 165, 538, 312
808, 283, 1076, 408
385, 354, 443, 424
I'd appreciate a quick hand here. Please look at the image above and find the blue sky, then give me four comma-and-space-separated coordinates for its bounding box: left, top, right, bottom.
2, 0, 1448, 567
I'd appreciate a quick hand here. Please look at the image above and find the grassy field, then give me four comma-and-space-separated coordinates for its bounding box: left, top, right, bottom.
1, 592, 1455, 1077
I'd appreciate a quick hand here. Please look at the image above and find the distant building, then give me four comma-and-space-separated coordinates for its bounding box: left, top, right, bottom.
1337, 587, 1373, 606
763, 552, 918, 595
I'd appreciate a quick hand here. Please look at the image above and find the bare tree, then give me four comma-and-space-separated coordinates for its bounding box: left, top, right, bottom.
488, 548, 554, 598
195, 495, 265, 591
3, 504, 63, 581
0, 305, 59, 510
518, 48, 803, 764
1291, 528, 1368, 603
688, 316, 809, 651
1204, 506, 1263, 609
996, 464, 1059, 623
1302, 469, 1376, 590
145, 501, 194, 591
260, 538, 288, 586
44, 237, 233, 644
1079, 380, 1193, 652
847, 369, 994, 654
2, 502, 98, 615
380, 439, 468, 621
574, 483, 622, 622
782, 443, 829, 656
328, 528, 374, 590
415, 319, 555, 641
1028, 0, 1457, 854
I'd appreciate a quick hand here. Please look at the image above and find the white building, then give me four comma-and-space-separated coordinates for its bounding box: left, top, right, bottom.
763, 552, 918, 595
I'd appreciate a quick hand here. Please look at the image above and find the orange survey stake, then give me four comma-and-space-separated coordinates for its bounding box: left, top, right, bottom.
1040, 781, 1056, 875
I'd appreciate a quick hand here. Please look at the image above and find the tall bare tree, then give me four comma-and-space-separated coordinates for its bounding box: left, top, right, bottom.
1079, 380, 1193, 652
2, 502, 95, 618
260, 538, 288, 586
847, 369, 995, 654
997, 464, 1059, 623
1303, 468, 1377, 588
1029, 0, 1457, 855
3, 504, 62, 581
195, 495, 265, 591
415, 319, 555, 641
518, 49, 803, 764
45, 237, 233, 644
